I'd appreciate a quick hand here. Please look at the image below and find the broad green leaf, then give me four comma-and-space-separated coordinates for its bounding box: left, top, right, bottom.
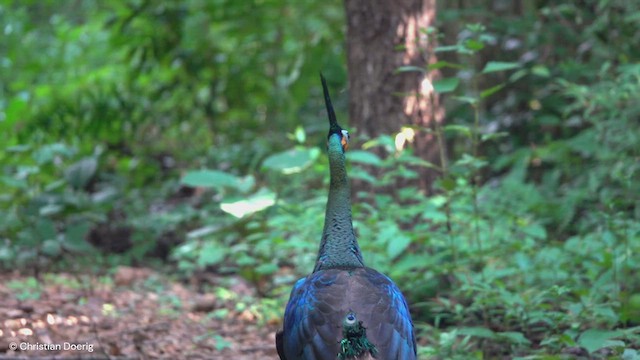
393, 254, 427, 273
181, 170, 239, 189
187, 225, 221, 239
6, 145, 31, 152
36, 218, 56, 240
480, 84, 505, 99
262, 147, 319, 174
577, 329, 624, 353
39, 204, 63, 216
458, 327, 497, 339
523, 223, 547, 239
388, 234, 411, 260
4, 97, 28, 126
220, 188, 276, 218
464, 39, 485, 51
64, 222, 94, 252
532, 65, 551, 77
622, 349, 639, 360
33, 143, 74, 165
347, 150, 382, 166
433, 78, 459, 93
395, 66, 426, 73
443, 124, 472, 138
0, 176, 28, 189
197, 243, 225, 267
453, 96, 478, 105
235, 175, 256, 193
481, 132, 509, 142
510, 69, 528, 82
255, 263, 279, 275
349, 168, 377, 184
42, 239, 62, 256
481, 61, 520, 74
439, 177, 456, 191
497, 331, 531, 345
399, 155, 439, 169
66, 157, 98, 189
428, 61, 464, 71
362, 135, 395, 150
434, 45, 463, 53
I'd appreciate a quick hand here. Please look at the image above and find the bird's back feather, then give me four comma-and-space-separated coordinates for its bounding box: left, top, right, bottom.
278, 267, 416, 360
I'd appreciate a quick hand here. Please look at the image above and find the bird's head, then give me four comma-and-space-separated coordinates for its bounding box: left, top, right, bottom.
321, 73, 350, 153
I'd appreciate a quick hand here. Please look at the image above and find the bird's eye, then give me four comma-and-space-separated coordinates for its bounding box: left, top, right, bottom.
341, 130, 350, 141
340, 130, 350, 150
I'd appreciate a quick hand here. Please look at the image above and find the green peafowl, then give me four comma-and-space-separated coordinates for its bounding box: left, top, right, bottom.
275, 75, 416, 360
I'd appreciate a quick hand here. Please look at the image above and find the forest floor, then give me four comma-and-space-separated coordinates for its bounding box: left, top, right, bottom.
0, 267, 280, 360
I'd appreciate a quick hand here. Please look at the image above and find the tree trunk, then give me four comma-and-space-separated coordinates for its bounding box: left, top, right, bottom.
344, 0, 443, 194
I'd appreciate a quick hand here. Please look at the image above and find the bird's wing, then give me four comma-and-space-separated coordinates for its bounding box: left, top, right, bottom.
281, 272, 343, 360
353, 267, 416, 360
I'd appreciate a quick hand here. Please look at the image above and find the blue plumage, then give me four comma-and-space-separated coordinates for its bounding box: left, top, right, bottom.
279, 268, 415, 359
276, 75, 416, 360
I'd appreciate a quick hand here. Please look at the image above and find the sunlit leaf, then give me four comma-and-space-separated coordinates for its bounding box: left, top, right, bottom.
220, 188, 276, 218
262, 147, 319, 174
294, 126, 306, 143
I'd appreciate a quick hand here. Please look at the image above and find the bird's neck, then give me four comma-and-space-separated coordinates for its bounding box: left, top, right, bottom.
314, 138, 364, 272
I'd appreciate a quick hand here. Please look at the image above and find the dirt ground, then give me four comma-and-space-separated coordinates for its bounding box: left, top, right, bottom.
0, 267, 281, 360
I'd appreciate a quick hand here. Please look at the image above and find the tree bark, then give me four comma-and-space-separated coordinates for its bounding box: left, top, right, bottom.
344, 0, 443, 194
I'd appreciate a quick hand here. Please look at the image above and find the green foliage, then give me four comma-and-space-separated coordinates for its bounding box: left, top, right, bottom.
0, 0, 344, 269
7, 277, 42, 301
392, 2, 639, 357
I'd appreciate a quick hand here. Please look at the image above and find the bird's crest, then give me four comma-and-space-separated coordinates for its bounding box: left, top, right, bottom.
320, 73, 349, 150
320, 73, 342, 136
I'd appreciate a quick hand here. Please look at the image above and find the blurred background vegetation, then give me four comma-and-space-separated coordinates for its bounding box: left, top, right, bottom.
1, 0, 639, 357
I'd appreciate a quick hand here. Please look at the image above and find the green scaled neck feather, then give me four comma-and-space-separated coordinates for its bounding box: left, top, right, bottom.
314, 74, 364, 272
